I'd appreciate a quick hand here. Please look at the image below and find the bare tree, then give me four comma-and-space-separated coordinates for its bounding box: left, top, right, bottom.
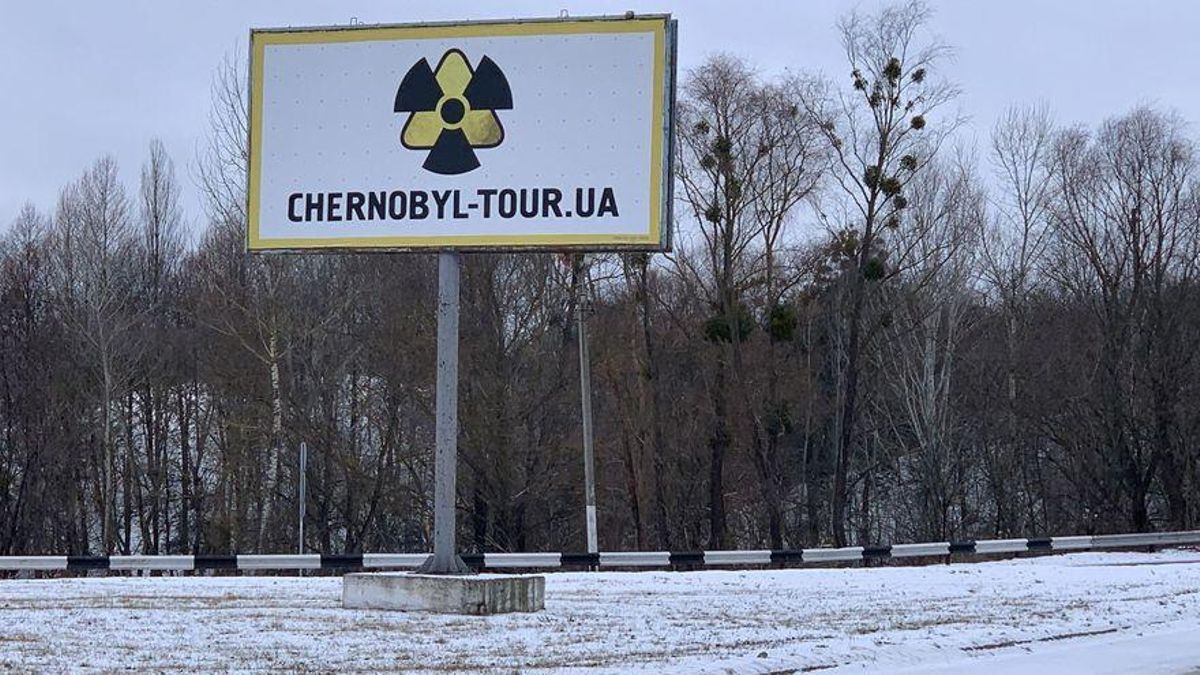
131, 139, 187, 552
746, 76, 828, 548
673, 54, 772, 548
1046, 108, 1199, 531
873, 157, 984, 542
808, 0, 962, 546
979, 104, 1056, 534
195, 53, 248, 229
51, 157, 141, 553
676, 54, 821, 548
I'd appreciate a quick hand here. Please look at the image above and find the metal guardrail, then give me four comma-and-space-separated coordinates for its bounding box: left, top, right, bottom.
2, 530, 1198, 572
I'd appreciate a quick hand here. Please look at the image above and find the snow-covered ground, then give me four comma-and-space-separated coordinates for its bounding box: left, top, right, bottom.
2, 550, 1198, 673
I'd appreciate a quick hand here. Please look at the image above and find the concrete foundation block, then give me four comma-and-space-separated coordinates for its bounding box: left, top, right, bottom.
342, 572, 545, 615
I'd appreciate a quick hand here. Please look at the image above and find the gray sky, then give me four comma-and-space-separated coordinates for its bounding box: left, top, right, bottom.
2, 0, 1197, 232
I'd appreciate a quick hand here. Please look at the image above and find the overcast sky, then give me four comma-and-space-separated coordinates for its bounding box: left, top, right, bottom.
2, 0, 1196, 232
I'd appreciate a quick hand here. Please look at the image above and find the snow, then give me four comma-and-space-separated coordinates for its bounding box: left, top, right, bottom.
2, 550, 1199, 673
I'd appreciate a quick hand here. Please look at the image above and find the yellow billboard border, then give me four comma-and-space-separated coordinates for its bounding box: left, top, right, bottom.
247, 17, 672, 252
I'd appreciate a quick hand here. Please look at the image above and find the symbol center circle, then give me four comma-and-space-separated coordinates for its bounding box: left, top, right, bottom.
439, 98, 467, 125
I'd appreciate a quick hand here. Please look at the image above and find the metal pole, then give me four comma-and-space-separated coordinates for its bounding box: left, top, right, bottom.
298, 442, 307, 555
418, 252, 470, 574
577, 257, 599, 554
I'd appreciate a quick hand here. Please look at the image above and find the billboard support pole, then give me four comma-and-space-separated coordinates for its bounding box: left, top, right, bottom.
418, 252, 470, 574
576, 258, 599, 555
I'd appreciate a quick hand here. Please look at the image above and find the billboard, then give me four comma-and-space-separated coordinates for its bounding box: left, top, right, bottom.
247, 16, 676, 252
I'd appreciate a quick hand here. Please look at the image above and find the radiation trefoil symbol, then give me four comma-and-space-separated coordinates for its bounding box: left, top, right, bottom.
394, 49, 513, 175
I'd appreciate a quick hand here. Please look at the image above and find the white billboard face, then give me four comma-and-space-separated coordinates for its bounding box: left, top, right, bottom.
248, 17, 675, 251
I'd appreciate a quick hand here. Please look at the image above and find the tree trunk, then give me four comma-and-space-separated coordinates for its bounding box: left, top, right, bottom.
708, 351, 730, 550
258, 329, 283, 551
179, 389, 191, 552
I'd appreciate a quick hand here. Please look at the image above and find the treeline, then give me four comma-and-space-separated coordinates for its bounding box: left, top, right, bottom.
1, 2, 1197, 556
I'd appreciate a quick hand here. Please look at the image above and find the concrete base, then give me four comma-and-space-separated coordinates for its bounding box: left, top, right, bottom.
342, 572, 545, 615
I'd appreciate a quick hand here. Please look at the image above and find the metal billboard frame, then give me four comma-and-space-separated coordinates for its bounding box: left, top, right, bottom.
246, 14, 676, 254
